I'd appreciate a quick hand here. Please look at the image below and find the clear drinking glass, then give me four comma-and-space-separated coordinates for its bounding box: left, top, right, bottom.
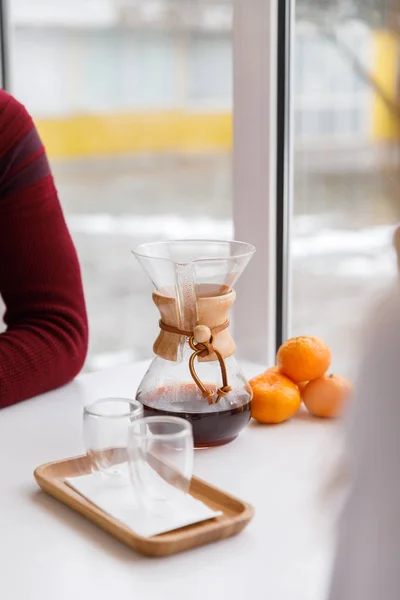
128, 416, 194, 509
83, 398, 143, 478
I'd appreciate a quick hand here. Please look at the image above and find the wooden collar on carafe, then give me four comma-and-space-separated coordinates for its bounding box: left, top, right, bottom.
158, 320, 232, 405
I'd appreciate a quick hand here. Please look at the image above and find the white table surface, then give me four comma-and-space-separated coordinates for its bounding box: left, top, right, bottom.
0, 362, 337, 600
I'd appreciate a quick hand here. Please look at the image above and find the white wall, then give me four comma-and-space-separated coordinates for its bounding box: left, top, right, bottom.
188, 34, 232, 109
10, 0, 116, 27
10, 21, 372, 141
294, 26, 372, 140
12, 30, 72, 116
11, 28, 232, 117
12, 29, 178, 116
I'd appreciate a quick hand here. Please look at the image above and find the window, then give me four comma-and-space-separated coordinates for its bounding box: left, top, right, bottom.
289, 1, 400, 377
5, 0, 394, 378
5, 0, 238, 371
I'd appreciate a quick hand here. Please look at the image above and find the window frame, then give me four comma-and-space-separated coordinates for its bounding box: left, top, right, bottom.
276, 0, 293, 349
233, 0, 288, 365
0, 0, 9, 90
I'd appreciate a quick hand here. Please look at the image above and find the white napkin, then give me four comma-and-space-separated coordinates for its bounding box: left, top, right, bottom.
65, 470, 222, 538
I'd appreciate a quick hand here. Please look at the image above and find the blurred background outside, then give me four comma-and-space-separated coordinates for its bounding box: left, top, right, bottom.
5, 0, 400, 375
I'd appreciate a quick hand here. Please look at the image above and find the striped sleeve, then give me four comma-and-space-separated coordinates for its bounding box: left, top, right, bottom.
0, 91, 53, 199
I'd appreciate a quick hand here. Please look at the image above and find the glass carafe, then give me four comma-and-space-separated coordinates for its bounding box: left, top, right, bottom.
133, 240, 256, 448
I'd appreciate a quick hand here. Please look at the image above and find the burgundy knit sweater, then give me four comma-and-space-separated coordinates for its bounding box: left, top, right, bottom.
0, 90, 88, 408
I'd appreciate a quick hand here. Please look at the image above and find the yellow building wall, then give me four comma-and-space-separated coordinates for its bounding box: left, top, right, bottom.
373, 30, 399, 140
36, 111, 233, 159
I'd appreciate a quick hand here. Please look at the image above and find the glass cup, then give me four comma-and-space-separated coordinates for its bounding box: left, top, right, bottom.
83, 398, 143, 478
128, 416, 194, 510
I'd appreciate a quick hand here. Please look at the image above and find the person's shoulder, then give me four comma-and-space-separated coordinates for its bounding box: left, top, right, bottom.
0, 89, 13, 109
0, 89, 28, 113
0, 90, 33, 150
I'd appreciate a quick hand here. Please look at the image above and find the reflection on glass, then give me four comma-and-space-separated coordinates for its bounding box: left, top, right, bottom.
9, 0, 234, 371
293, 1, 400, 376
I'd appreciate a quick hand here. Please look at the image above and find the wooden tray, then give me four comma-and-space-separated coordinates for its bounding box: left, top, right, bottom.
34, 455, 254, 557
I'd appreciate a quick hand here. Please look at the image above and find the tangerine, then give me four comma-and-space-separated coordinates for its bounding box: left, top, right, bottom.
277, 336, 331, 383
302, 373, 353, 418
250, 370, 301, 424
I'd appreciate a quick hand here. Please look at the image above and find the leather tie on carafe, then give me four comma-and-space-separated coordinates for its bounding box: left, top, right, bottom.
158, 320, 232, 405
